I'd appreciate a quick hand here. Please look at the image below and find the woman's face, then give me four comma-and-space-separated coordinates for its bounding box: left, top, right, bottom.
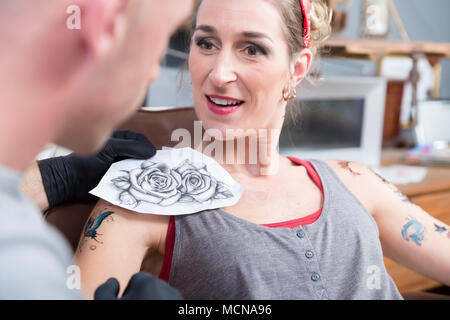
189, 0, 292, 139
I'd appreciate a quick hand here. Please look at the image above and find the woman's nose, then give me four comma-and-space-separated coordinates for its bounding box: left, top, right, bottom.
208, 51, 237, 87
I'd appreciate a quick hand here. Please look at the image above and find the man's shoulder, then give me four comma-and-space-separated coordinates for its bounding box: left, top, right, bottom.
0, 183, 74, 261
0, 181, 43, 227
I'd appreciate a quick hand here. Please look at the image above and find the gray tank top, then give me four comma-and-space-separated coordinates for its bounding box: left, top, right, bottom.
167, 159, 403, 300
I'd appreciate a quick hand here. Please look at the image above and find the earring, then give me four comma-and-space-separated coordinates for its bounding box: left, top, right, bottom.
283, 86, 297, 101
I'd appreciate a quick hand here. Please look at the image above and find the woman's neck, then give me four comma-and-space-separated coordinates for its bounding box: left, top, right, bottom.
196, 103, 289, 177
198, 131, 284, 178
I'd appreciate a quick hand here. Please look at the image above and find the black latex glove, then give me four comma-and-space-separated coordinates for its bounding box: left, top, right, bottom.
38, 130, 156, 208
94, 272, 183, 300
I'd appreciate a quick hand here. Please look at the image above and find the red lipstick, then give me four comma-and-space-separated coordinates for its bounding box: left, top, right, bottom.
205, 95, 245, 116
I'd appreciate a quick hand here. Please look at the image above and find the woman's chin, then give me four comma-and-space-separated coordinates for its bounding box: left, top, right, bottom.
196, 108, 255, 141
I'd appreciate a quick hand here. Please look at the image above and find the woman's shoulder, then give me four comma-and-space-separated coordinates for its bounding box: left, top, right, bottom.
322, 159, 378, 215
94, 199, 170, 252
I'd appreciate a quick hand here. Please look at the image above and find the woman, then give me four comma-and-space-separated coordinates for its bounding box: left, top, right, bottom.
75, 0, 450, 299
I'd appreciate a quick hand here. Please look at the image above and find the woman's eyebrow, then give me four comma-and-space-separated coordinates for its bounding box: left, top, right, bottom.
194, 25, 217, 34
240, 31, 273, 44
194, 25, 273, 44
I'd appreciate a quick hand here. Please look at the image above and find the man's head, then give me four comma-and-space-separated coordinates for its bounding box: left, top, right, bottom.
1, 0, 192, 156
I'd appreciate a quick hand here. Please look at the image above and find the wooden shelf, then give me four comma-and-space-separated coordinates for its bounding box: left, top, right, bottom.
321, 37, 450, 60
320, 37, 450, 114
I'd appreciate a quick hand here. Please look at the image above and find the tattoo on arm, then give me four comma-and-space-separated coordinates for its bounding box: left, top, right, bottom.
338, 161, 449, 243
393, 190, 415, 204
368, 168, 415, 204
338, 161, 361, 176
338, 161, 415, 204
78, 205, 115, 253
371, 171, 389, 184
338, 161, 415, 205
434, 223, 450, 240
401, 216, 425, 246
401, 218, 450, 246
434, 223, 447, 233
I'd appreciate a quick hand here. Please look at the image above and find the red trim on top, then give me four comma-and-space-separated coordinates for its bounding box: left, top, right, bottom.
262, 157, 323, 228
288, 157, 324, 193
261, 209, 321, 228
158, 158, 324, 282
158, 215, 175, 282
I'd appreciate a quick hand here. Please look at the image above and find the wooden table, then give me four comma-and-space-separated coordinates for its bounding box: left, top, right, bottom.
381, 149, 450, 292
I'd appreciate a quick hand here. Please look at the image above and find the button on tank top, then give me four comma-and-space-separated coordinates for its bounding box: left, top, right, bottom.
159, 158, 403, 300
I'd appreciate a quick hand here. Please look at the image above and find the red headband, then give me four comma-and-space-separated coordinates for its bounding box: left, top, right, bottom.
299, 0, 311, 48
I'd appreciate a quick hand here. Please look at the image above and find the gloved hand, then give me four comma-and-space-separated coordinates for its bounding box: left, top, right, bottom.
94, 272, 183, 300
38, 130, 156, 208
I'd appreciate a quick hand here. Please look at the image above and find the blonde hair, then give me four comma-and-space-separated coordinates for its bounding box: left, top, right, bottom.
276, 0, 332, 58
261, 0, 333, 123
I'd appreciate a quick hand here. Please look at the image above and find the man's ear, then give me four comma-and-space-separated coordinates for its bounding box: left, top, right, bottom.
80, 0, 130, 60
290, 48, 313, 87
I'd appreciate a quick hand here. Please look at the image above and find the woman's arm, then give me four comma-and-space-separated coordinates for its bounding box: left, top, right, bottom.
328, 160, 450, 286
74, 199, 169, 299
369, 169, 450, 286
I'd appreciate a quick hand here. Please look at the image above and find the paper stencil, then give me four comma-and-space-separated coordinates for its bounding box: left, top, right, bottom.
89, 147, 244, 215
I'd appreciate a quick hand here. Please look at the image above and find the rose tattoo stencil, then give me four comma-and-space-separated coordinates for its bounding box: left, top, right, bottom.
90, 147, 244, 215
112, 159, 234, 208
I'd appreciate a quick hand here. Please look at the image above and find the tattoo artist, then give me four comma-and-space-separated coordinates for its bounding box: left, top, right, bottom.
0, 0, 192, 299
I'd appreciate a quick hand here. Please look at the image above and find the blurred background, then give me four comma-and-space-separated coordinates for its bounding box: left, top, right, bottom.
145, 0, 450, 163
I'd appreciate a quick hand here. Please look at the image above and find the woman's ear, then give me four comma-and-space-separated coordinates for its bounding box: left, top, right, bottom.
290, 48, 313, 87
80, 0, 130, 60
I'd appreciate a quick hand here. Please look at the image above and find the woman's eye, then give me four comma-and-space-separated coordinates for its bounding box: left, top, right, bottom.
244, 44, 267, 57
196, 39, 215, 51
